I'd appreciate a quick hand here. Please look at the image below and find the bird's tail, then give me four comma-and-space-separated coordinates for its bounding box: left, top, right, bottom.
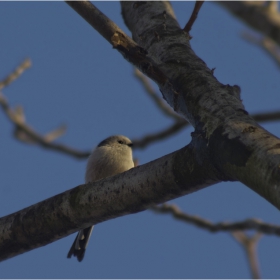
67, 226, 94, 262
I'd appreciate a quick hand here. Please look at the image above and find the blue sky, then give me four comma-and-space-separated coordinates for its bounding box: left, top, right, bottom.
1, 1, 280, 278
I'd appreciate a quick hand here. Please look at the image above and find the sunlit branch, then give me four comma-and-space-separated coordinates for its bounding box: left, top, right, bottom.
232, 231, 262, 279
0, 59, 31, 91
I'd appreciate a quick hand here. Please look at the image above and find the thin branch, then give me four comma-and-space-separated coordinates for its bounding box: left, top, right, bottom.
151, 204, 280, 236
131, 109, 280, 150
2, 2, 280, 159
217, 1, 280, 47
242, 31, 280, 68
0, 58, 31, 91
232, 231, 262, 279
134, 68, 183, 121
0, 92, 90, 159
66, 0, 131, 47
0, 59, 90, 159
2, 64, 280, 159
0, 59, 187, 156
183, 1, 204, 33
252, 110, 280, 122
66, 1, 173, 90
132, 119, 188, 149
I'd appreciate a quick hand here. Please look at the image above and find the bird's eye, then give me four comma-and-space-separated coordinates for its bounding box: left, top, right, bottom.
118, 140, 124, 145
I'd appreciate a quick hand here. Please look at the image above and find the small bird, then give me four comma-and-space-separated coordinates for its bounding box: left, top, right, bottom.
67, 135, 134, 262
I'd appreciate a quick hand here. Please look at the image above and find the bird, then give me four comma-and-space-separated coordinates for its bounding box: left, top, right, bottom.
67, 135, 134, 262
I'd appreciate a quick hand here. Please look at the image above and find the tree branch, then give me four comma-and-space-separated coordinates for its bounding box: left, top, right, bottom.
0, 142, 221, 262
0, 91, 90, 159
0, 58, 31, 90
2, 58, 280, 158
2, 0, 280, 263
232, 231, 262, 279
252, 110, 280, 123
134, 68, 183, 121
183, 1, 204, 34
66, 1, 176, 93
0, 59, 91, 159
0, 60, 185, 156
242, 31, 280, 68
217, 1, 280, 46
152, 204, 280, 236
121, 1, 280, 210
132, 119, 188, 149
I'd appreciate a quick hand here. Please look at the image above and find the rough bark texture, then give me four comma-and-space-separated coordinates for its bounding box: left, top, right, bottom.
1, 0, 280, 262
0, 142, 220, 262
120, 1, 280, 207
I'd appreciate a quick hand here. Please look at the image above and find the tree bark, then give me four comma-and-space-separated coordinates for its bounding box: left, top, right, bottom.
121, 1, 280, 207
1, 0, 280, 262
0, 142, 220, 262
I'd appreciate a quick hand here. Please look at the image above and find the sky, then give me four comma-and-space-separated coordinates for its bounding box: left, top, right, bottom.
1, 1, 280, 278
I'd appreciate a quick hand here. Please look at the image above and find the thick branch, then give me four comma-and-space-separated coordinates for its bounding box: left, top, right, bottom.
120, 1, 280, 210
2, 0, 280, 263
66, 1, 178, 94
0, 60, 187, 155
65, 1, 280, 209
0, 143, 221, 262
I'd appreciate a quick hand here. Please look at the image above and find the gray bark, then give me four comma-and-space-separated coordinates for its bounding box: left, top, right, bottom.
120, 1, 280, 205
0, 143, 220, 262
1, 0, 280, 262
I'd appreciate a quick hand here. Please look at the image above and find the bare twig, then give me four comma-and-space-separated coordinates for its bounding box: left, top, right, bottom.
131, 108, 280, 149
232, 231, 262, 279
252, 110, 280, 122
0, 59, 187, 156
183, 1, 204, 34
134, 69, 183, 121
151, 204, 280, 236
0, 92, 90, 159
0, 58, 90, 159
0, 59, 31, 91
2, 61, 280, 158
66, 1, 171, 88
132, 119, 188, 149
242, 31, 280, 68
217, 1, 280, 46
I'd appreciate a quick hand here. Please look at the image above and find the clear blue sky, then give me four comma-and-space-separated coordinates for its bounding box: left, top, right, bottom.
1, 1, 280, 278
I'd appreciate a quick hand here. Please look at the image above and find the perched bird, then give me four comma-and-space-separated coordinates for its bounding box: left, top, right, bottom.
67, 135, 134, 262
